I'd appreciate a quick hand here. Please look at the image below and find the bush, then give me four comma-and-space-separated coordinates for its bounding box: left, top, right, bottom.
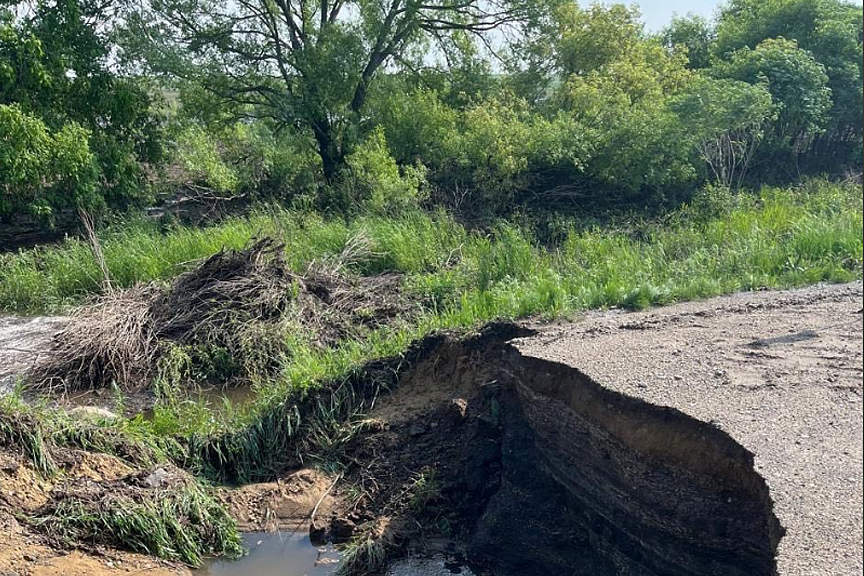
167, 121, 321, 202
0, 103, 99, 222
334, 128, 427, 215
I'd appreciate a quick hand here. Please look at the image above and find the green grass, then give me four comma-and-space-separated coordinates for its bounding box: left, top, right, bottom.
2, 180, 860, 315
2, 178, 861, 565
3, 181, 861, 437
32, 476, 243, 566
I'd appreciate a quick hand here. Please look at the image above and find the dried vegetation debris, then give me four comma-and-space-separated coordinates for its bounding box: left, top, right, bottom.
30, 237, 414, 391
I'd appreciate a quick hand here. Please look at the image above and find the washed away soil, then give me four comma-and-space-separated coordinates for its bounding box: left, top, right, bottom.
0, 449, 191, 576
2, 282, 861, 576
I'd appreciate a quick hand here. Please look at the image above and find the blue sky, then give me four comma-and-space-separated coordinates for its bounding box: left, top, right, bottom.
636, 0, 864, 30
637, 0, 722, 30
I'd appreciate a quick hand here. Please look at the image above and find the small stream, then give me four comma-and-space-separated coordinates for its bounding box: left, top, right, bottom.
197, 532, 340, 576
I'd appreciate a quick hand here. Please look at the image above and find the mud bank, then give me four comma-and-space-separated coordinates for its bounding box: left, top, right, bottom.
323, 323, 782, 576
485, 354, 780, 576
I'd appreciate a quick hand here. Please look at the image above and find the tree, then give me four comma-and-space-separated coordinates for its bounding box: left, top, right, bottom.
547, 4, 697, 200
2, 0, 163, 220
671, 78, 775, 188
713, 0, 863, 163
122, 0, 534, 181
0, 103, 99, 220
661, 13, 714, 70
712, 38, 832, 154
553, 2, 644, 76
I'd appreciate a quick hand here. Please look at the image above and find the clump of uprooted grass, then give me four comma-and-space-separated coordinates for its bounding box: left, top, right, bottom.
31, 464, 243, 566
0, 399, 57, 476
30, 236, 412, 393
1, 395, 180, 475
336, 518, 395, 576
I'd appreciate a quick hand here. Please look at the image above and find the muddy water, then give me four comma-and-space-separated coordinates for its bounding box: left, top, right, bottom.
197, 532, 340, 576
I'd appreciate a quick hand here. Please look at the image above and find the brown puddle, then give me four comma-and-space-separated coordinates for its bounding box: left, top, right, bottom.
197, 532, 340, 576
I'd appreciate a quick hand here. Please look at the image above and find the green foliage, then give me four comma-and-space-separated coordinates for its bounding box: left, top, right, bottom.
174, 124, 242, 193
713, 0, 863, 163
0, 104, 99, 221
670, 78, 776, 187
554, 3, 646, 75
366, 85, 458, 166
553, 30, 696, 198
337, 127, 427, 215
1, 0, 162, 224
712, 38, 832, 147
662, 14, 715, 70
33, 477, 243, 566
167, 119, 321, 201
122, 0, 534, 181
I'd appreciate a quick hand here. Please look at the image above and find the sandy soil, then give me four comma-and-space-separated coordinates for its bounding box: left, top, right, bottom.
515, 282, 864, 576
0, 452, 189, 576
217, 468, 338, 533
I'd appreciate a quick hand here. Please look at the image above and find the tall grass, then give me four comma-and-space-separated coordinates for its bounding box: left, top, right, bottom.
2, 179, 861, 446
2, 180, 860, 315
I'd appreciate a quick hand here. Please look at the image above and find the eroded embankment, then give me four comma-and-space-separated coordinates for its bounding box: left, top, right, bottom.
336, 326, 783, 576
486, 353, 783, 576
1, 322, 785, 576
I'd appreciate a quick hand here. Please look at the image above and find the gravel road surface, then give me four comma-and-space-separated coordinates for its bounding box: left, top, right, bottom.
515, 282, 863, 576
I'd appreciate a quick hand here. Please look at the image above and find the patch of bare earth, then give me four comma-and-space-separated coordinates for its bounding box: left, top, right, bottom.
0, 449, 188, 576
217, 468, 338, 533
515, 281, 863, 576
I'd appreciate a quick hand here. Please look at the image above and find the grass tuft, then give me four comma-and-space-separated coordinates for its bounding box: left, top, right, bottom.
31, 469, 243, 566
0, 397, 57, 476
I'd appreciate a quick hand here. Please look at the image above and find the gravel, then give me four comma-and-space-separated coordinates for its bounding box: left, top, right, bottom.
386, 557, 476, 576
515, 282, 863, 576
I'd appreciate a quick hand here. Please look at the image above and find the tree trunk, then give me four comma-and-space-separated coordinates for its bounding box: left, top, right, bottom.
312, 118, 343, 183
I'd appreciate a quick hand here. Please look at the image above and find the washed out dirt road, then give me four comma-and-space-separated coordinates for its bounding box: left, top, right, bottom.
515, 281, 864, 576
2, 282, 861, 575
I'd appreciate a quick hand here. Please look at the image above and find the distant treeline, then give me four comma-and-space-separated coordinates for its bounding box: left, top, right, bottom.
2, 0, 862, 228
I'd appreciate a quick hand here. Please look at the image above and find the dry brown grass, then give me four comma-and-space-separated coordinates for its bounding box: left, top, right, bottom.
29, 237, 413, 392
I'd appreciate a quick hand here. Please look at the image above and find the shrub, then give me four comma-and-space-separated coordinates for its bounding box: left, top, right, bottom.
335, 128, 427, 215
0, 104, 99, 222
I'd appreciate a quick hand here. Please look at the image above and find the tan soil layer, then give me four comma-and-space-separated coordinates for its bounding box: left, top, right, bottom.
217, 468, 337, 533
1, 452, 188, 576
514, 282, 864, 576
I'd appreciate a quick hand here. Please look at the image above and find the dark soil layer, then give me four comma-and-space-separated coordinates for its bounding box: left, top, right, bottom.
324, 324, 781, 576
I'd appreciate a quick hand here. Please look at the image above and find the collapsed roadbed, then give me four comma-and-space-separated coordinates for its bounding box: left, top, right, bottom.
2, 282, 861, 576
317, 324, 782, 576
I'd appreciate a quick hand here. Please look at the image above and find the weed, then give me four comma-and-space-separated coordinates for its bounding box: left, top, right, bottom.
31, 470, 243, 566
336, 520, 393, 576
408, 468, 441, 514
0, 397, 57, 476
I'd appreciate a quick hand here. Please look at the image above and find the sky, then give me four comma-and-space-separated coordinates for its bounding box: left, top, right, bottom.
637, 0, 864, 30
636, 0, 723, 31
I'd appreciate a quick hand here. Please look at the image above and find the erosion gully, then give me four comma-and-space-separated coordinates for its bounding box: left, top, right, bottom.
4, 319, 781, 576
